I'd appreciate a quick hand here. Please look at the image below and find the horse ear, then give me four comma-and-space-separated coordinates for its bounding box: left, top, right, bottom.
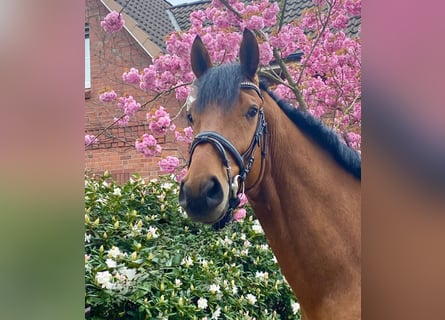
239, 29, 259, 80
191, 35, 212, 78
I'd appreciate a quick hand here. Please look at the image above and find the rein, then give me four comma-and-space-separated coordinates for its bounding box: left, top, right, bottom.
188, 81, 267, 230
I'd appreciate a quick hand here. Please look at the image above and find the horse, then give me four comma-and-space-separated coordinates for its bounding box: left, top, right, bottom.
178, 29, 361, 320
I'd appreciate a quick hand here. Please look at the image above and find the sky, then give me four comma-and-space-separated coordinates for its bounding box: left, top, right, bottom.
167, 0, 201, 5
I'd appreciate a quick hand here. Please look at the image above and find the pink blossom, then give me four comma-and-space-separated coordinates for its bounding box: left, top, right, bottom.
158, 156, 180, 173
117, 96, 141, 117
175, 126, 193, 144
345, 0, 361, 16
101, 0, 361, 156
273, 84, 292, 100
263, 2, 280, 26
175, 84, 191, 101
135, 134, 162, 157
211, 0, 224, 9
122, 68, 140, 84
100, 11, 124, 33
312, 0, 326, 5
85, 134, 99, 146
245, 15, 264, 30
258, 41, 273, 65
238, 193, 248, 206
99, 90, 117, 103
147, 106, 171, 136
175, 167, 187, 182
114, 115, 130, 127
269, 25, 301, 58
352, 103, 361, 121
233, 208, 246, 221
190, 10, 206, 28
332, 14, 349, 29
139, 66, 157, 91
345, 132, 361, 150
216, 14, 232, 29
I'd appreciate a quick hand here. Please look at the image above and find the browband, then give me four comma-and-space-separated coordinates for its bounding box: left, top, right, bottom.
239, 81, 263, 100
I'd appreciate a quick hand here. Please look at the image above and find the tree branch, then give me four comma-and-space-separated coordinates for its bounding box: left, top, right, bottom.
277, 0, 288, 32
272, 48, 308, 111
219, 0, 243, 19
295, 2, 333, 87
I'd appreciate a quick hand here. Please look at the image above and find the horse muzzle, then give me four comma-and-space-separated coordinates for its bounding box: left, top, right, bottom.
178, 175, 229, 224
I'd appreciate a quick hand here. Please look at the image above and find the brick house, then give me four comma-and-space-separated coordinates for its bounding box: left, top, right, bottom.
85, 0, 360, 184
84, 0, 203, 183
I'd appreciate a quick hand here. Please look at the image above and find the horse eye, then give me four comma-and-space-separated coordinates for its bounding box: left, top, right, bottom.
187, 113, 194, 125
246, 106, 258, 119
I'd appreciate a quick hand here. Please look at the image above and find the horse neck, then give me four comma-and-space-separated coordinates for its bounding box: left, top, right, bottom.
246, 94, 361, 318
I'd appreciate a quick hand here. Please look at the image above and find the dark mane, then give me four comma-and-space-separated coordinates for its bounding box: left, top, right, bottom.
259, 81, 361, 180
195, 64, 245, 112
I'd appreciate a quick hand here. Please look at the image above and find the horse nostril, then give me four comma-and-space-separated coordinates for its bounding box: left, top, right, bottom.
178, 177, 224, 215
204, 177, 223, 209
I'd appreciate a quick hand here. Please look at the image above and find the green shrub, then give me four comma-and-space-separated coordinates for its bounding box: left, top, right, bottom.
85, 172, 300, 319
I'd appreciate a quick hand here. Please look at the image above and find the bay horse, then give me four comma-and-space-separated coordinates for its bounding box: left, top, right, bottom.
179, 29, 361, 320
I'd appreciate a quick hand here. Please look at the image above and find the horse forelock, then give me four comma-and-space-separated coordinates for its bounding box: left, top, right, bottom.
259, 81, 362, 180
195, 64, 245, 112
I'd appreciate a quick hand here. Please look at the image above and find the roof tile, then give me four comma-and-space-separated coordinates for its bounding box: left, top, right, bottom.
115, 0, 360, 52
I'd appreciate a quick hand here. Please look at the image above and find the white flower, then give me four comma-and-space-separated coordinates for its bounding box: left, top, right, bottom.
243, 310, 254, 320
174, 278, 182, 287
220, 236, 233, 246
197, 297, 208, 310
181, 256, 193, 268
113, 187, 121, 196
95, 270, 112, 287
131, 224, 142, 236
246, 293, 257, 305
211, 307, 221, 319
96, 197, 107, 205
255, 271, 269, 281
209, 284, 220, 294
199, 259, 208, 268
85, 233, 91, 243
243, 240, 252, 248
252, 220, 263, 234
158, 312, 168, 320
120, 267, 137, 281
232, 285, 238, 295
107, 246, 121, 259
161, 182, 173, 190
147, 226, 159, 238
291, 301, 301, 314
115, 272, 126, 283
105, 258, 117, 268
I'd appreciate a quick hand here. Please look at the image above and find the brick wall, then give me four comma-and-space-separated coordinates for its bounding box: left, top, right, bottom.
85, 0, 188, 184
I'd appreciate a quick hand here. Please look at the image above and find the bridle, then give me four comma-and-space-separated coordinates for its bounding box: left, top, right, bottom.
187, 81, 268, 230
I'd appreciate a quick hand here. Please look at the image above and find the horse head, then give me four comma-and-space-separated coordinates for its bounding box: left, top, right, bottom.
179, 29, 266, 228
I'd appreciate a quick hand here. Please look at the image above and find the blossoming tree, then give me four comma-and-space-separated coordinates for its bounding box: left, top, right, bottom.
86, 0, 361, 183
